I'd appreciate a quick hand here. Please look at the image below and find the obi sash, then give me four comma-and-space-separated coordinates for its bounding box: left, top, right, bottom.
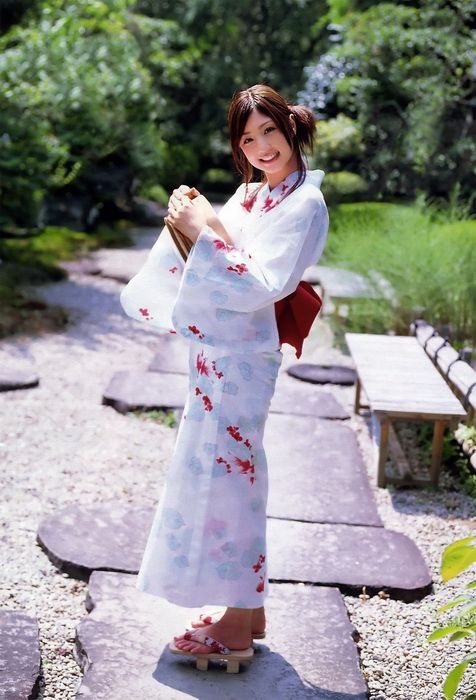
274, 280, 322, 359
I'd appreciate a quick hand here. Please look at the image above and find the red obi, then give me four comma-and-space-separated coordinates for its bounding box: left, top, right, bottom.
274, 280, 323, 359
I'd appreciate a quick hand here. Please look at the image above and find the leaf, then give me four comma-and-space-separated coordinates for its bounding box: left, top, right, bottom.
449, 630, 473, 641
442, 538, 476, 582
466, 581, 476, 590
443, 662, 468, 700
427, 624, 471, 641
437, 595, 473, 613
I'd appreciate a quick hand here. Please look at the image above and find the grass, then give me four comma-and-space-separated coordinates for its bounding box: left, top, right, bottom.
322, 201, 476, 345
130, 409, 177, 428
0, 224, 133, 338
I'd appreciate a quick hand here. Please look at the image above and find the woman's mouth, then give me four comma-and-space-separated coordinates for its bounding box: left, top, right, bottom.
260, 152, 279, 163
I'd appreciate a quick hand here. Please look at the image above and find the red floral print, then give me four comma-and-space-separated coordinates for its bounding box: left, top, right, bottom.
227, 425, 243, 442
261, 194, 278, 213
216, 456, 232, 474
233, 456, 255, 484
244, 438, 252, 450
252, 554, 265, 573
169, 266, 178, 273
213, 239, 235, 253
188, 324, 204, 339
195, 386, 202, 396
211, 360, 224, 379
226, 263, 248, 275
196, 350, 209, 376
139, 307, 152, 320
202, 395, 213, 411
256, 576, 265, 593
241, 192, 258, 212
168, 329, 177, 334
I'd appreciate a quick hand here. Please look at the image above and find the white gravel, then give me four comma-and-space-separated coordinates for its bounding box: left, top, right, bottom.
0, 228, 475, 699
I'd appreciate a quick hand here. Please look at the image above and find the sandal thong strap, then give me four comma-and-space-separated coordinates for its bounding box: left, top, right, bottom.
183, 630, 231, 655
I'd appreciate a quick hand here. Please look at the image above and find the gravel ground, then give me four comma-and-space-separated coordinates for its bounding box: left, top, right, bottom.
0, 229, 475, 699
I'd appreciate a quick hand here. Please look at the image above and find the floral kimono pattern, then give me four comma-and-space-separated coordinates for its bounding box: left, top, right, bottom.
120, 169, 329, 607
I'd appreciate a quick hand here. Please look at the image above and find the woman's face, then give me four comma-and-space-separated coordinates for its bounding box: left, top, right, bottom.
239, 107, 298, 190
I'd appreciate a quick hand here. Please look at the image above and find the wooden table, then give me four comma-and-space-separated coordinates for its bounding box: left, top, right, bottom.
345, 333, 467, 487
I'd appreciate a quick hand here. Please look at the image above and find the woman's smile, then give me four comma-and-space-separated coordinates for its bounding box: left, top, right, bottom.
239, 107, 298, 189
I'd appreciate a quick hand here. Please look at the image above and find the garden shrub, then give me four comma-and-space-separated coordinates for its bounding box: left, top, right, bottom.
323, 202, 476, 344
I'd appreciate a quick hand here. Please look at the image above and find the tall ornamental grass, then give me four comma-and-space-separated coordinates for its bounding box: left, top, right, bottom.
322, 202, 476, 345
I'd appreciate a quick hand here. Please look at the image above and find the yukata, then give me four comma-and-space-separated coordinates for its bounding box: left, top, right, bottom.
120, 168, 329, 608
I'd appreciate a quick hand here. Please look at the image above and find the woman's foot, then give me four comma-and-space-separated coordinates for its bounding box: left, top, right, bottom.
174, 608, 253, 654
189, 606, 266, 636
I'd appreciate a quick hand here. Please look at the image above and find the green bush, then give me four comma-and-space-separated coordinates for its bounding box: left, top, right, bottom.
321, 171, 368, 205
323, 202, 476, 343
0, 0, 189, 229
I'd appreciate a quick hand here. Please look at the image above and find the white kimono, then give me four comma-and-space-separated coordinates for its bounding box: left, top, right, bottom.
120, 169, 328, 608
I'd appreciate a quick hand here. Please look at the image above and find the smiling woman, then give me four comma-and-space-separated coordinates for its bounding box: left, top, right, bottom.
119, 83, 329, 672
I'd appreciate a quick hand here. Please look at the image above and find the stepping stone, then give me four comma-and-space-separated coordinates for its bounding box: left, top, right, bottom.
148, 335, 190, 375
59, 258, 102, 276
0, 611, 41, 700
268, 518, 432, 601
270, 381, 349, 419
0, 369, 39, 392
38, 503, 430, 600
303, 265, 377, 299
287, 363, 357, 386
75, 571, 368, 699
265, 414, 382, 527
37, 503, 154, 580
102, 370, 188, 414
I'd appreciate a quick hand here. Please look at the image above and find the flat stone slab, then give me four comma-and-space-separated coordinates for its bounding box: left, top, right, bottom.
148, 335, 190, 375
268, 518, 432, 601
270, 380, 349, 419
37, 503, 154, 580
265, 414, 382, 527
59, 258, 102, 276
302, 265, 377, 299
287, 363, 357, 386
102, 370, 188, 414
37, 503, 430, 599
0, 611, 41, 700
75, 571, 367, 699
0, 369, 39, 392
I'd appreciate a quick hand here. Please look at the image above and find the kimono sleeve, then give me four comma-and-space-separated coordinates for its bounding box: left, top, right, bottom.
172, 189, 328, 327
119, 224, 184, 330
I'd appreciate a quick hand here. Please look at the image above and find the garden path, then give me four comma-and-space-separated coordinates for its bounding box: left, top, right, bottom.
0, 226, 474, 699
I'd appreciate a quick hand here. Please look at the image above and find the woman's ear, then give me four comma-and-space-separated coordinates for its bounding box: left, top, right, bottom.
289, 113, 297, 134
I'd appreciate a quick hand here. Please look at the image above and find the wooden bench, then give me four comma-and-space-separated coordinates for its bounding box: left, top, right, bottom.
411, 319, 476, 472
345, 333, 467, 488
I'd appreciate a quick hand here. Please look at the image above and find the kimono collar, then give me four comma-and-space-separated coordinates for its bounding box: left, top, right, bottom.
242, 169, 325, 215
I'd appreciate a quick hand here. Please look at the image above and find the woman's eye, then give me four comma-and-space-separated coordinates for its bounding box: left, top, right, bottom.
265, 126, 275, 133
243, 137, 252, 145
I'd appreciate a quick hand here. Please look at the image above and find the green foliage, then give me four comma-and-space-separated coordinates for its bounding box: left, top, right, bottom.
131, 408, 177, 428
323, 201, 476, 343
427, 536, 476, 700
138, 184, 169, 206
303, 1, 476, 203
0, 0, 193, 229
321, 171, 368, 204
311, 114, 364, 171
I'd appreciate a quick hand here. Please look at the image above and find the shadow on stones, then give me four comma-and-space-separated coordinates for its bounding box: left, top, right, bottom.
152, 643, 367, 700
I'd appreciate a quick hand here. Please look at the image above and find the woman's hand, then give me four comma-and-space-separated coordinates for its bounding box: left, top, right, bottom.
167, 186, 207, 243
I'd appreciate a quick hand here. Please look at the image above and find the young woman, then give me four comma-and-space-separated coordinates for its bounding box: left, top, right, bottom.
120, 84, 329, 671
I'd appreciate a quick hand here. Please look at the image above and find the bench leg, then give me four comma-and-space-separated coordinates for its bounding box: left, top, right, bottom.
430, 420, 446, 487
377, 417, 390, 488
354, 377, 362, 415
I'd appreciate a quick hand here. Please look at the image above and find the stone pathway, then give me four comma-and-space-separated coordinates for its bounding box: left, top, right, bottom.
3, 225, 473, 699
75, 572, 368, 699
33, 231, 434, 696
0, 611, 41, 700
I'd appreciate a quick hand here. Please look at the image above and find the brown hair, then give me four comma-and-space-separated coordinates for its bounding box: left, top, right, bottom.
227, 84, 316, 203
